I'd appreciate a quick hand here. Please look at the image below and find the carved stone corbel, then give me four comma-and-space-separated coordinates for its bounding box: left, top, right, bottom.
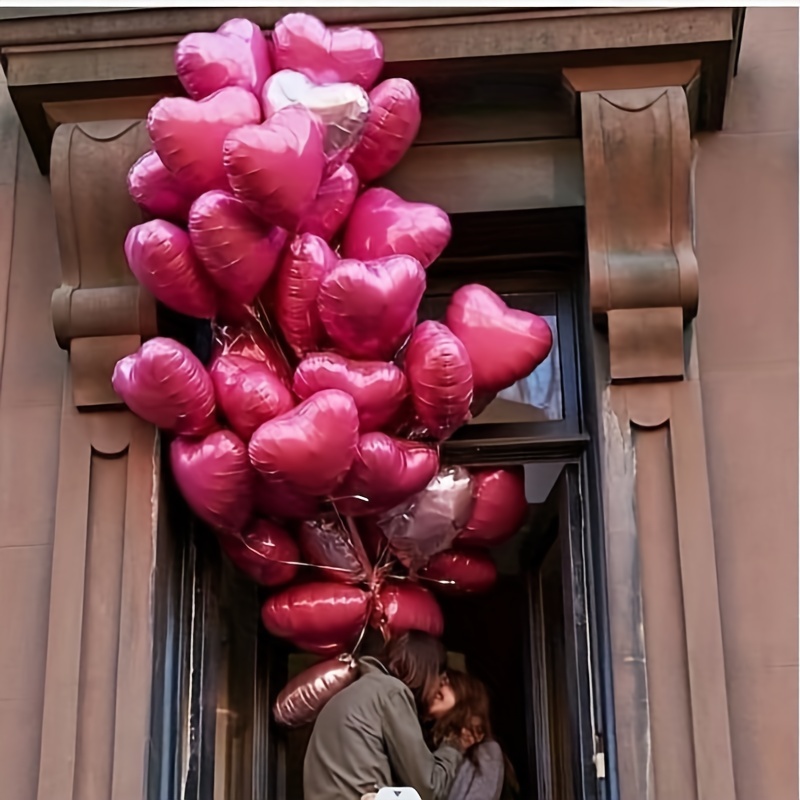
566, 65, 737, 800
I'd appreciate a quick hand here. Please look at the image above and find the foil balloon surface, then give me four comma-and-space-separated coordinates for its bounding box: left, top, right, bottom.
419, 548, 498, 595
127, 150, 195, 222
298, 163, 359, 243
372, 581, 444, 639
255, 476, 320, 520
210, 314, 293, 385
298, 515, 370, 583
458, 467, 529, 547
218, 518, 299, 587
112, 337, 216, 436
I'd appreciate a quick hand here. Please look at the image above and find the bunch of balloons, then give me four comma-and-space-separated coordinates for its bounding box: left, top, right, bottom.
113, 13, 553, 729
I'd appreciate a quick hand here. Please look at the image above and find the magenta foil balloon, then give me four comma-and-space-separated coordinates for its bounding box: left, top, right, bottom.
274, 655, 358, 728
218, 518, 299, 587
275, 233, 338, 357
223, 105, 326, 230
261, 70, 368, 169
342, 188, 451, 269
248, 389, 359, 495
458, 467, 528, 547
318, 255, 426, 361
148, 86, 261, 195
272, 13, 383, 89
293, 352, 408, 433
262, 581, 371, 651
210, 355, 294, 441
405, 321, 473, 440
211, 314, 293, 385
188, 191, 288, 305
420, 548, 498, 595
372, 582, 444, 639
125, 220, 217, 319
298, 163, 359, 243
112, 337, 216, 436
170, 430, 254, 533
127, 150, 195, 222
255, 476, 320, 520
349, 79, 421, 183
445, 284, 554, 394
298, 515, 370, 584
335, 434, 439, 517
175, 18, 272, 100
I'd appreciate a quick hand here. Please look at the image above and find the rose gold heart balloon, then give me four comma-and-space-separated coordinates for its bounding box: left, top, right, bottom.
175, 18, 272, 100
457, 467, 528, 547
125, 220, 217, 319
170, 430, 255, 533
218, 518, 299, 587
419, 548, 498, 595
127, 150, 196, 222
189, 191, 288, 305
445, 284, 554, 394
372, 581, 444, 639
248, 389, 359, 495
293, 352, 408, 433
224, 105, 326, 230
148, 86, 261, 195
298, 163, 359, 243
342, 188, 451, 269
298, 515, 370, 584
335, 433, 439, 517
272, 13, 383, 89
318, 255, 426, 361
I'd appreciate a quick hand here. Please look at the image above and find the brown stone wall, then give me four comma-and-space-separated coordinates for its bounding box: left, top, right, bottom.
695, 8, 798, 800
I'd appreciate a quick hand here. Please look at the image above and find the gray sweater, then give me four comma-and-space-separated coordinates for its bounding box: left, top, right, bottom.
446, 741, 504, 800
304, 657, 463, 800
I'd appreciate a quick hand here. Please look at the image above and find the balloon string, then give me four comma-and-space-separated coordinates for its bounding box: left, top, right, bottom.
236, 536, 364, 577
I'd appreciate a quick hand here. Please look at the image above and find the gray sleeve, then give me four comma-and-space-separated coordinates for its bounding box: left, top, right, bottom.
451, 742, 505, 800
381, 687, 464, 800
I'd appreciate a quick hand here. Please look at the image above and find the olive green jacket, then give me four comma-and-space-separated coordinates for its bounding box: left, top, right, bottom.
303, 657, 463, 800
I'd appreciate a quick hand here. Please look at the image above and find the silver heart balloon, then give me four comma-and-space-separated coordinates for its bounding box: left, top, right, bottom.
262, 69, 369, 171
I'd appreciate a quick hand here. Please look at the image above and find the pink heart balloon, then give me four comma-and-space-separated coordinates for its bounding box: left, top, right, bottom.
112, 337, 216, 436
261, 70, 368, 169
349, 79, 421, 183
298, 163, 359, 243
127, 150, 196, 222
188, 190, 288, 304
210, 355, 294, 441
274, 233, 338, 357
419, 547, 498, 595
404, 321, 473, 440
342, 188, 451, 269
125, 220, 217, 319
445, 284, 554, 394
318, 255, 426, 360
335, 433, 439, 517
223, 105, 326, 230
255, 476, 320, 520
175, 18, 272, 100
371, 582, 444, 639
218, 519, 299, 587
170, 429, 254, 533
248, 389, 359, 495
148, 86, 261, 195
457, 467, 528, 547
298, 515, 370, 584
293, 352, 408, 433
272, 13, 383, 89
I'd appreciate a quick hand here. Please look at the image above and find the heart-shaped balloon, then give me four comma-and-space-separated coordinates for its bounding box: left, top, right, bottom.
342, 188, 451, 269
125, 220, 217, 319
188, 190, 288, 304
112, 337, 216, 436
175, 18, 272, 100
298, 163, 359, 243
335, 434, 439, 517
272, 13, 383, 89
262, 581, 371, 650
419, 548, 498, 595
349, 79, 421, 183
170, 430, 254, 533
457, 467, 528, 547
210, 355, 295, 441
224, 105, 326, 230
127, 150, 196, 222
371, 582, 444, 639
274, 233, 338, 357
404, 321, 473, 440
318, 255, 426, 361
148, 86, 261, 195
218, 518, 299, 587
293, 352, 408, 433
298, 515, 370, 584
262, 70, 369, 169
249, 389, 359, 495
445, 284, 554, 394
255, 476, 320, 520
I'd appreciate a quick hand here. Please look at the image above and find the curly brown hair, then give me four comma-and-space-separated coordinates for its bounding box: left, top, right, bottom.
431, 670, 493, 765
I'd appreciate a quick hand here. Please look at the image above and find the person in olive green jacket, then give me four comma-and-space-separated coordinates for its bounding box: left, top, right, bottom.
303, 631, 467, 800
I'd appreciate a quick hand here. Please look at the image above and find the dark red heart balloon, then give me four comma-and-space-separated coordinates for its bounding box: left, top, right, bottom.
255, 476, 320, 520
218, 518, 299, 587
372, 581, 444, 639
419, 548, 498, 595
457, 467, 528, 547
